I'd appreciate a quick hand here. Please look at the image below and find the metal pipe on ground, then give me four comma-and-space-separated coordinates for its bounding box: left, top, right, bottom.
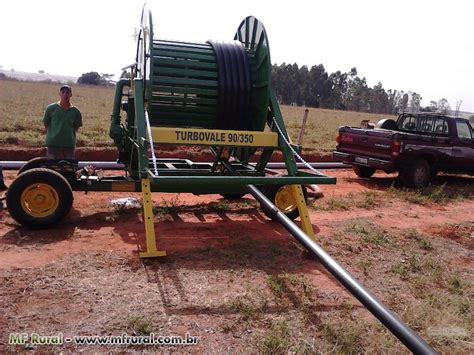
0, 161, 349, 170
218, 160, 435, 354
265, 162, 349, 169
247, 183, 436, 354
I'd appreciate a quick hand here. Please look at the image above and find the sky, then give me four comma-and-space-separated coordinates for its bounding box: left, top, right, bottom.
1, 0, 472, 112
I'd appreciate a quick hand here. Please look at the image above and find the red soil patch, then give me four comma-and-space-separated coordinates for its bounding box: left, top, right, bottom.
1, 158, 473, 353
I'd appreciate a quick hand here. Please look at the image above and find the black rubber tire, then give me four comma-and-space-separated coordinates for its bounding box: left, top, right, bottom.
18, 158, 78, 180
7, 168, 73, 228
18, 157, 51, 175
402, 159, 431, 188
260, 185, 308, 221
353, 165, 376, 178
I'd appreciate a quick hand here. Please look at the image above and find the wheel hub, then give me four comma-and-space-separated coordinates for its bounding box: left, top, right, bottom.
21, 183, 59, 217
275, 186, 297, 213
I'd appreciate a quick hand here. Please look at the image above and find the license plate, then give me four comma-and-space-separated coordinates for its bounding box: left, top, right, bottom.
355, 157, 368, 164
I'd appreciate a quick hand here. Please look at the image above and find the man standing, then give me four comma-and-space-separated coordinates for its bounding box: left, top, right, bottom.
43, 85, 82, 159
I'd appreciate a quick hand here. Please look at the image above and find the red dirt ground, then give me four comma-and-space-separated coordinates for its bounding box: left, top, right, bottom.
0, 151, 473, 353
1, 170, 472, 270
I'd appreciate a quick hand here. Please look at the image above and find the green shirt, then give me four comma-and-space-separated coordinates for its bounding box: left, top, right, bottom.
43, 103, 82, 148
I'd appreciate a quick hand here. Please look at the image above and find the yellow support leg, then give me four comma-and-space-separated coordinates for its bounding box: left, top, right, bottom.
139, 178, 166, 258
290, 185, 316, 239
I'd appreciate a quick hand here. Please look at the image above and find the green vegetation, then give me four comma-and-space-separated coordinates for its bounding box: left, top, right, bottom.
152, 194, 181, 216
229, 296, 264, 320
344, 220, 389, 246
209, 201, 230, 212
311, 190, 381, 210
126, 315, 155, 336
258, 320, 291, 354
403, 229, 433, 250
272, 64, 436, 114
389, 183, 473, 205
323, 221, 473, 352
77, 71, 114, 86
319, 322, 367, 353
267, 273, 313, 304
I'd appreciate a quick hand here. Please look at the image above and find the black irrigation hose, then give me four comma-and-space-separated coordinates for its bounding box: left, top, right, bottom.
207, 41, 251, 130
220, 160, 437, 355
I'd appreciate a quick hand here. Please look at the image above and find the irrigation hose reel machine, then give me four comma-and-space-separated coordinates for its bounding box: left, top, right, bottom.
108, 6, 337, 257
5, 7, 437, 353
6, 6, 334, 254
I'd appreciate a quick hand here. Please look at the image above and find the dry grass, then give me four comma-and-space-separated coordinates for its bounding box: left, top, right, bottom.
2, 223, 471, 353
0, 80, 115, 147
311, 190, 381, 210
1, 182, 473, 353
0, 80, 394, 153
282, 105, 396, 153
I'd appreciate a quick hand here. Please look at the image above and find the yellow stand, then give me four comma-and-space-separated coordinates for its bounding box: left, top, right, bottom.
290, 185, 316, 239
139, 178, 166, 258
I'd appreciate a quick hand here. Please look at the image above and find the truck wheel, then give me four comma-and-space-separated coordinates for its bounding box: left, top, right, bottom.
402, 159, 431, 188
353, 165, 376, 178
7, 168, 73, 228
260, 185, 307, 221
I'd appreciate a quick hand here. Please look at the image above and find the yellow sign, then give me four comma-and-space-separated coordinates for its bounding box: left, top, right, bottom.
152, 127, 278, 147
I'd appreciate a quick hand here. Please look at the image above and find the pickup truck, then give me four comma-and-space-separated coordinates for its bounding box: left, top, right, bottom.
333, 113, 474, 187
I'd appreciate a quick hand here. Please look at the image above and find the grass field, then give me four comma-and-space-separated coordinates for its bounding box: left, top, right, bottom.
0, 80, 114, 147
0, 80, 394, 153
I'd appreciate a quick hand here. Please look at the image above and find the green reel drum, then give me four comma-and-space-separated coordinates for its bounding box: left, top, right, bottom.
134, 6, 272, 161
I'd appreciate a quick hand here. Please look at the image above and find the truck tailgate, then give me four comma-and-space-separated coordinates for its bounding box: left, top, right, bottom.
338, 127, 395, 160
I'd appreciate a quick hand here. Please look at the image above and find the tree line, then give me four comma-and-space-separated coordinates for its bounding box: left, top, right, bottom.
271, 63, 451, 114
76, 65, 454, 115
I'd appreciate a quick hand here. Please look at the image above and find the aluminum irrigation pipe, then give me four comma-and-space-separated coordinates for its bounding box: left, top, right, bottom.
0, 161, 349, 170
219, 160, 436, 354
0, 161, 125, 170
264, 162, 349, 169
248, 185, 436, 354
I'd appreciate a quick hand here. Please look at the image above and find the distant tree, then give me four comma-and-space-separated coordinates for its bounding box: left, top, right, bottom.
398, 93, 409, 113
409, 92, 422, 113
324, 70, 348, 109
369, 82, 390, 113
437, 98, 450, 114
78, 71, 105, 85
272, 63, 300, 105
429, 101, 438, 112
295, 65, 309, 106
420, 104, 435, 112
342, 67, 358, 107
346, 76, 370, 112
273, 61, 425, 114
101, 73, 115, 85
387, 89, 403, 114
305, 64, 330, 107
